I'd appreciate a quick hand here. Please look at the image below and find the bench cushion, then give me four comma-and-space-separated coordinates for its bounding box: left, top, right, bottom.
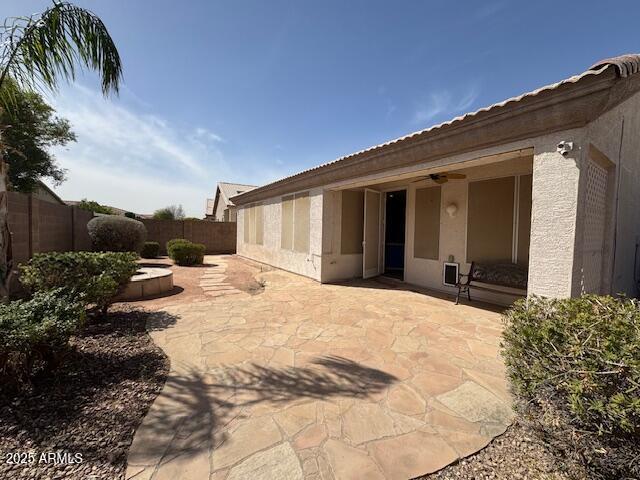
472, 263, 528, 290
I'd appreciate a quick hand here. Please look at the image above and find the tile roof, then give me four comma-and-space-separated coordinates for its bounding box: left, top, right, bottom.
217, 182, 257, 206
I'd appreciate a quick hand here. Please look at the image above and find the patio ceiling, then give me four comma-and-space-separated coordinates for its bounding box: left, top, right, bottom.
327, 148, 533, 191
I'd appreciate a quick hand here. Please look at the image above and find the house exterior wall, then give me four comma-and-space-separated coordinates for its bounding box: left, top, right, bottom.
320, 190, 364, 282
228, 206, 238, 222
527, 130, 586, 298
235, 92, 640, 304
319, 134, 579, 304
214, 196, 226, 221
403, 155, 534, 305
581, 90, 640, 297
237, 188, 324, 281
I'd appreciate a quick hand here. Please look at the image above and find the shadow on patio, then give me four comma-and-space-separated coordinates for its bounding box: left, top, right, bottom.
332, 276, 506, 314
127, 355, 398, 466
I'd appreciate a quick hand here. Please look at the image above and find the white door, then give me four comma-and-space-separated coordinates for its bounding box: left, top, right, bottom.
363, 189, 381, 278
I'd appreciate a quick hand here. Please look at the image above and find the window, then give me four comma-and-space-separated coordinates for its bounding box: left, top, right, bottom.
467, 175, 532, 265
281, 192, 310, 252
414, 186, 441, 260
242, 203, 263, 245
281, 195, 294, 250
341, 190, 364, 254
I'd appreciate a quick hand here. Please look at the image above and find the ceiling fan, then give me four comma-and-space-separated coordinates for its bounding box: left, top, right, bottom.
411, 172, 467, 184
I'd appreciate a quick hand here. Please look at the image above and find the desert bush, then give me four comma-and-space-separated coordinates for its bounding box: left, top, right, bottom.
20, 252, 138, 310
502, 295, 640, 478
166, 238, 189, 256
0, 289, 85, 379
141, 241, 160, 259
168, 241, 205, 266
87, 215, 147, 253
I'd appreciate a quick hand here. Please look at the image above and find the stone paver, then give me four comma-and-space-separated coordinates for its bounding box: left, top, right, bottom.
199, 259, 243, 297
127, 255, 512, 480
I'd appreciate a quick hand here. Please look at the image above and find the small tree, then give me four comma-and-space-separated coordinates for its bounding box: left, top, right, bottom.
0, 78, 75, 192
77, 198, 113, 215
153, 204, 185, 220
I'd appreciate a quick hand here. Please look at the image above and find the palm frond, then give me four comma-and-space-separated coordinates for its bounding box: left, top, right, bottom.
0, 1, 122, 97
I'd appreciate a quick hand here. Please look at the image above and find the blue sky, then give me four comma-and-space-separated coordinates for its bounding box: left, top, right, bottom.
4, 0, 640, 215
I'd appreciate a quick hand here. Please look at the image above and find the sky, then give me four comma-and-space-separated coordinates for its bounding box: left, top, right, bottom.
3, 0, 640, 216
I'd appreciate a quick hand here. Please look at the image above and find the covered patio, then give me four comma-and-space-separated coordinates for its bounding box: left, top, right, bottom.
322, 150, 533, 305
126, 255, 513, 480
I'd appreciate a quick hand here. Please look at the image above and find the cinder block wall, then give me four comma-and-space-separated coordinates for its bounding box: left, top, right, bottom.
8, 192, 94, 266
141, 219, 236, 254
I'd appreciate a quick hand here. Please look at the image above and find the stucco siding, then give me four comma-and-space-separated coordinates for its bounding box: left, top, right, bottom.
404, 155, 534, 305
321, 190, 364, 282
528, 130, 585, 298
584, 90, 640, 297
237, 188, 323, 280
214, 198, 226, 222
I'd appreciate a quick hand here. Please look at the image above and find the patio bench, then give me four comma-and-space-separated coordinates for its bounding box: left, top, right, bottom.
455, 262, 527, 304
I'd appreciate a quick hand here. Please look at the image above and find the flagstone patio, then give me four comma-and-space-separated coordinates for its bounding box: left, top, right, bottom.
126, 255, 513, 480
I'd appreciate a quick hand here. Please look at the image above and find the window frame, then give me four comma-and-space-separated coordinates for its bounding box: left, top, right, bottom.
413, 185, 441, 261
280, 191, 310, 253
242, 202, 263, 245
465, 174, 532, 265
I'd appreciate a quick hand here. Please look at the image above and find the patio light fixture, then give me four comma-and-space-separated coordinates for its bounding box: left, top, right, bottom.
446, 203, 458, 218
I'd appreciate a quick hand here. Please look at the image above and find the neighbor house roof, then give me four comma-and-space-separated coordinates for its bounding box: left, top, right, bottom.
34, 180, 65, 205
211, 182, 257, 215
218, 182, 257, 206
233, 54, 640, 205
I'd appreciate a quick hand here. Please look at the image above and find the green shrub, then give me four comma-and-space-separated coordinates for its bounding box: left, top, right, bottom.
166, 238, 188, 253
502, 295, 640, 478
141, 241, 160, 259
87, 215, 147, 253
20, 251, 139, 310
169, 241, 205, 266
0, 289, 86, 378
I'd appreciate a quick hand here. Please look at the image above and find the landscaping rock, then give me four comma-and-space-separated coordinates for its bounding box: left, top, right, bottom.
0, 306, 170, 480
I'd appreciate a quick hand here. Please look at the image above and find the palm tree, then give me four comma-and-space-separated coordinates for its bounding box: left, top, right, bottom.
0, 1, 122, 296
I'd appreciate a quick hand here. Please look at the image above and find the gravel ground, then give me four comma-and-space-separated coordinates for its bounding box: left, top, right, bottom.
420, 421, 586, 480
0, 306, 170, 480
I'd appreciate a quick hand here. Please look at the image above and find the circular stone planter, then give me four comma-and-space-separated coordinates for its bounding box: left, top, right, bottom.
117, 267, 174, 301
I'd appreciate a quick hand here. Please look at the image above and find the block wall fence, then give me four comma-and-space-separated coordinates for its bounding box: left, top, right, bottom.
7, 192, 238, 270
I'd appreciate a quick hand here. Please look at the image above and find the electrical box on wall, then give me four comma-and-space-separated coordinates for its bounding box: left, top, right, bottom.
443, 262, 459, 287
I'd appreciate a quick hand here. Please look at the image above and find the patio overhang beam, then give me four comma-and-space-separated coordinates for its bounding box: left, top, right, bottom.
325, 148, 533, 191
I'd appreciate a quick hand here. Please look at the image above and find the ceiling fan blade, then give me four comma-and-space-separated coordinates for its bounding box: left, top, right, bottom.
411, 176, 429, 183
444, 173, 467, 179
433, 176, 448, 184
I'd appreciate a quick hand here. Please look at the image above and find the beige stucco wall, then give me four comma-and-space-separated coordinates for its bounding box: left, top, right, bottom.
319, 151, 537, 304
527, 130, 586, 298
237, 188, 323, 281
315, 133, 585, 304
582, 90, 640, 297
320, 190, 364, 282
214, 197, 226, 221
228, 206, 238, 222
403, 156, 534, 305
